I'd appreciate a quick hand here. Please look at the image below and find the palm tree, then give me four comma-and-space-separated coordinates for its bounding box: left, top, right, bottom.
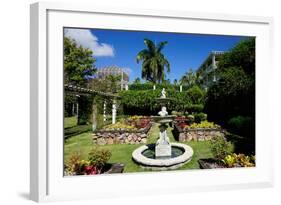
136, 39, 170, 84
180, 68, 196, 87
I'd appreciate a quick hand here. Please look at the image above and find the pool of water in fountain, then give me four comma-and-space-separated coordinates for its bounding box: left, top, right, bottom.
141, 146, 185, 159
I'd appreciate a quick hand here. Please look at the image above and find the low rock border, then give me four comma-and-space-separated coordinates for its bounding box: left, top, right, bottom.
92, 123, 152, 145
173, 124, 225, 142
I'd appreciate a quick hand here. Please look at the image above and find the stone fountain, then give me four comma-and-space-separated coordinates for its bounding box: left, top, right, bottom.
132, 88, 193, 170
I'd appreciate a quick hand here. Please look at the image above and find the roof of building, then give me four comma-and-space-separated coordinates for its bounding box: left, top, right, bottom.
95, 66, 129, 81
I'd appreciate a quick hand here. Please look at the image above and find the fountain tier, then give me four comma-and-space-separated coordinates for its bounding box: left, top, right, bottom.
131, 88, 193, 170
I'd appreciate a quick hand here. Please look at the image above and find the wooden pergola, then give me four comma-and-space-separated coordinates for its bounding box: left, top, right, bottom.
64, 84, 121, 131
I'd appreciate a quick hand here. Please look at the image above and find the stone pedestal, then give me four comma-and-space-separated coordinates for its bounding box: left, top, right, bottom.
155, 144, 171, 158
155, 125, 171, 158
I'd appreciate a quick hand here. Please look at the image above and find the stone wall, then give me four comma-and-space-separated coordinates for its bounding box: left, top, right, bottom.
174, 124, 224, 142
92, 124, 151, 145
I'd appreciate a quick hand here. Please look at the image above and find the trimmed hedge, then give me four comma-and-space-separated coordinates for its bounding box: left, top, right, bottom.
128, 83, 190, 91
119, 86, 205, 115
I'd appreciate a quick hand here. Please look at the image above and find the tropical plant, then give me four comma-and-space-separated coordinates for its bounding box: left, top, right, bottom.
88, 147, 112, 174
136, 39, 170, 84
222, 153, 255, 168
180, 68, 196, 87
65, 152, 90, 175
210, 135, 233, 160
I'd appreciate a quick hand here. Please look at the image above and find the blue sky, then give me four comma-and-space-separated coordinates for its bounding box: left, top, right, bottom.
65, 28, 246, 82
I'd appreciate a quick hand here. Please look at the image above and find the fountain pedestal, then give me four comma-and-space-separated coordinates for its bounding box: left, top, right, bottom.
132, 88, 193, 170
155, 123, 171, 158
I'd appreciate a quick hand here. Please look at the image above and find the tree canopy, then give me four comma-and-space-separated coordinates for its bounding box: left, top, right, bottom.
136, 39, 170, 84
205, 37, 255, 141
64, 37, 97, 86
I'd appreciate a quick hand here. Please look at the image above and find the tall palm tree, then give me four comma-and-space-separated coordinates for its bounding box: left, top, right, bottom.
180, 68, 196, 87
136, 39, 170, 84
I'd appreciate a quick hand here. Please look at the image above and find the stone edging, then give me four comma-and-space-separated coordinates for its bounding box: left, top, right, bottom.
132, 143, 193, 170
173, 124, 224, 142
92, 123, 152, 145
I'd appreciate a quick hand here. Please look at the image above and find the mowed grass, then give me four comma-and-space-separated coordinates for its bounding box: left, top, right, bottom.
64, 116, 77, 128
64, 122, 214, 173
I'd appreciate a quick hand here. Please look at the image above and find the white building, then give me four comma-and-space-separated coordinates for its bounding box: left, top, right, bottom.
196, 51, 225, 89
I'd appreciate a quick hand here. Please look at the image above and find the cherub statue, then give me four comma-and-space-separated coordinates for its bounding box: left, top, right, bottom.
161, 88, 166, 98
158, 106, 168, 117
156, 125, 170, 145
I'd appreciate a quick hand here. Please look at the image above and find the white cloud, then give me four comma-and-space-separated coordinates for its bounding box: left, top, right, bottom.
64, 28, 115, 57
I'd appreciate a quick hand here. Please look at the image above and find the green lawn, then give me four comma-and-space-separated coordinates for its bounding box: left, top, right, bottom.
64, 122, 214, 173
64, 116, 77, 128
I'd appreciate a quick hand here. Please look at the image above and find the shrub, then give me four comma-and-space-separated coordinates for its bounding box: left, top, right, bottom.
222, 153, 255, 167
103, 122, 137, 131
65, 152, 90, 175
210, 135, 233, 160
119, 86, 205, 115
228, 115, 252, 135
194, 112, 207, 123
189, 120, 220, 129
88, 147, 112, 174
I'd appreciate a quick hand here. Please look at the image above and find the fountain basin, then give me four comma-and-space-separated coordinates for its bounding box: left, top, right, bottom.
132, 142, 193, 171
152, 115, 176, 124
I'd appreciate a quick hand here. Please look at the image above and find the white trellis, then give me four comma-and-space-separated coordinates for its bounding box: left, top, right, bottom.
64, 84, 120, 130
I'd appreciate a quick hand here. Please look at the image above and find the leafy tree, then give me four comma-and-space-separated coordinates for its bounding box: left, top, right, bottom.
205, 38, 255, 145
218, 38, 255, 76
136, 39, 170, 84
180, 68, 196, 87
133, 77, 141, 84
64, 37, 96, 86
90, 74, 121, 93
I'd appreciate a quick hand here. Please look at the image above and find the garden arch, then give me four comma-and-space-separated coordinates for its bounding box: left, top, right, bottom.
64, 84, 121, 131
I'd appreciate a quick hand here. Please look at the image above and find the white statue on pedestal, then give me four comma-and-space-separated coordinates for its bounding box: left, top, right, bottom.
156, 130, 170, 145
161, 88, 166, 98
158, 106, 168, 117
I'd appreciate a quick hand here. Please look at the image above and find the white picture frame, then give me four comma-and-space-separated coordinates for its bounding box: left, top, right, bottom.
30, 2, 274, 202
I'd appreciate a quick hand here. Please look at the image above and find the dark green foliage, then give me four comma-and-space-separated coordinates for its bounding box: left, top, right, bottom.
64, 95, 77, 117
205, 38, 255, 146
180, 68, 198, 88
227, 116, 253, 137
64, 124, 92, 138
119, 85, 205, 115
218, 38, 255, 76
77, 96, 93, 125
64, 37, 96, 86
88, 147, 112, 173
136, 39, 170, 83
210, 135, 233, 160
129, 82, 190, 91
194, 112, 207, 123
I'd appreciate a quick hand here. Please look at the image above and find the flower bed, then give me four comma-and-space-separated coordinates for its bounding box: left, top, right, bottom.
198, 153, 255, 169
173, 120, 224, 142
92, 116, 152, 145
